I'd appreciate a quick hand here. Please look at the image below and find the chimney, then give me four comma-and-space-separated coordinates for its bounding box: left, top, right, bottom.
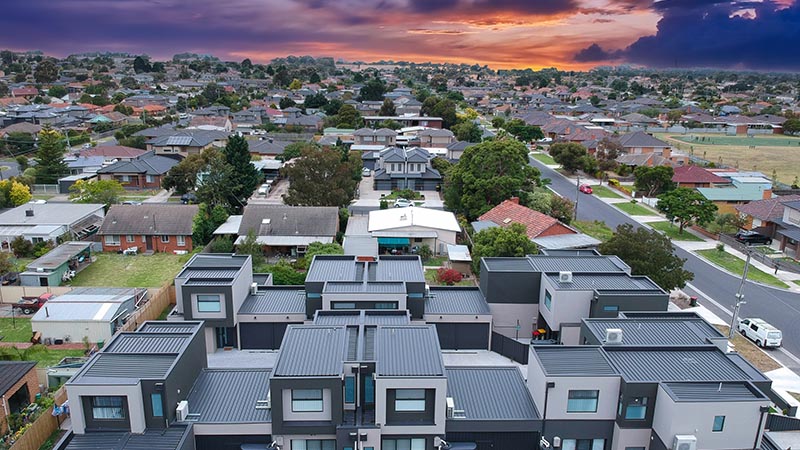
509, 197, 520, 204
25, 209, 34, 217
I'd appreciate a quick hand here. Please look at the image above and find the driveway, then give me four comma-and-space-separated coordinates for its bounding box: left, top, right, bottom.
248, 179, 288, 205
143, 189, 173, 203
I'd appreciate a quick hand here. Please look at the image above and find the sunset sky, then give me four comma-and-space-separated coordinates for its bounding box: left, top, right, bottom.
1, 0, 799, 70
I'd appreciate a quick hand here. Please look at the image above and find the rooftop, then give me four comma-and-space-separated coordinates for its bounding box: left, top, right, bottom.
425, 288, 491, 315
71, 354, 177, 384
376, 325, 445, 377
545, 273, 663, 292
527, 255, 630, 273
25, 241, 91, 270
661, 381, 767, 402
446, 366, 539, 421
186, 369, 272, 423
368, 207, 460, 233
0, 203, 104, 227
583, 317, 725, 346
98, 204, 198, 236
478, 199, 570, 239
238, 288, 306, 315
62, 425, 191, 450
532, 347, 617, 377
273, 326, 347, 377
603, 347, 767, 382
313, 310, 411, 326
0, 361, 36, 395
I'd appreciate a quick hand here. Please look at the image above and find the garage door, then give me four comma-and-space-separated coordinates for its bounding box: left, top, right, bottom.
239, 323, 295, 350
431, 323, 490, 350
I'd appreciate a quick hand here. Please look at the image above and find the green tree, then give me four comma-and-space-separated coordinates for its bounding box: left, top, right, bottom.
334, 104, 361, 128
431, 98, 457, 129
118, 135, 147, 150
68, 179, 126, 206
549, 142, 588, 174
33, 126, 68, 184
133, 56, 152, 73
34, 59, 59, 83
47, 85, 67, 99
282, 147, 361, 207
288, 79, 302, 90
633, 165, 676, 198
656, 187, 718, 233
8, 180, 31, 206
444, 139, 540, 220
278, 142, 317, 162
5, 132, 35, 154
236, 229, 263, 266
505, 119, 544, 142
549, 195, 575, 225
304, 92, 328, 109
163, 149, 220, 195
222, 135, 261, 213
202, 83, 223, 103
279, 97, 296, 110
451, 121, 482, 143
196, 156, 235, 211
359, 78, 386, 101
15, 156, 28, 172
265, 260, 307, 285
783, 118, 800, 136
378, 98, 396, 116
192, 203, 230, 247
599, 223, 694, 290
300, 242, 344, 269
471, 223, 538, 275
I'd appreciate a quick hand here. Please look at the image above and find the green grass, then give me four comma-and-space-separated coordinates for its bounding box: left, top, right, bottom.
672, 134, 800, 147
425, 269, 474, 286
697, 249, 790, 289
0, 317, 33, 342
69, 253, 188, 287
531, 153, 557, 165
10, 256, 35, 272
649, 221, 705, 242
381, 191, 425, 200
423, 256, 447, 267
0, 345, 87, 368
573, 220, 614, 242
794, 280, 800, 287
590, 185, 623, 199
614, 201, 658, 216
32, 194, 55, 201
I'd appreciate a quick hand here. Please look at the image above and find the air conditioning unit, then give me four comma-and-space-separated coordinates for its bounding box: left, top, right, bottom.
673, 435, 697, 450
605, 328, 623, 344
176, 400, 189, 421
251, 282, 258, 295
446, 397, 455, 419
558, 271, 573, 283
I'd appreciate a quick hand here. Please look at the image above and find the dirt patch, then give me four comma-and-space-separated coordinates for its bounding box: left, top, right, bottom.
715, 324, 782, 373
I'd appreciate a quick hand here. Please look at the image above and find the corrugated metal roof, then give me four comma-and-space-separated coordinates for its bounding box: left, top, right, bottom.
64, 426, 191, 450
104, 334, 188, 354
481, 257, 535, 272
374, 256, 425, 282
364, 327, 376, 360
446, 367, 539, 420
180, 269, 240, 279
425, 288, 490, 315
239, 288, 306, 314
533, 347, 617, 376
31, 301, 125, 322
376, 326, 444, 377
52, 287, 139, 303
314, 311, 410, 326
186, 369, 272, 423
182, 254, 249, 270
662, 382, 766, 402
584, 318, 723, 346
77, 354, 175, 381
306, 256, 359, 282
273, 326, 346, 377
346, 327, 359, 361
527, 255, 629, 273
545, 273, 663, 291
323, 281, 406, 293
137, 322, 200, 334
604, 348, 752, 382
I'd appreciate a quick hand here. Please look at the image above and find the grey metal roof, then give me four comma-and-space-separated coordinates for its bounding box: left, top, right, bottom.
183, 254, 249, 269
180, 269, 239, 279
425, 288, 491, 315
662, 382, 766, 402
51, 287, 140, 304
527, 255, 630, 273
323, 281, 406, 294
96, 153, 178, 176
446, 367, 539, 421
545, 273, 663, 291
481, 257, 535, 272
375, 256, 425, 282
314, 311, 410, 325
75, 354, 176, 382
26, 241, 91, 270
137, 322, 201, 334
239, 288, 306, 314
238, 205, 338, 238
583, 318, 724, 346
64, 425, 191, 450
305, 256, 359, 282
273, 326, 347, 377
186, 369, 272, 423
533, 347, 617, 376
104, 334, 189, 354
376, 326, 445, 377
0, 361, 36, 395
604, 348, 757, 382
99, 204, 198, 236
0, 202, 104, 227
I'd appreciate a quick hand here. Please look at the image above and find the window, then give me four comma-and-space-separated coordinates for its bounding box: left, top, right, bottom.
544, 290, 552, 310
177, 235, 186, 247
364, 376, 374, 404
395, 389, 426, 412
291, 440, 335, 450
196, 294, 221, 313
624, 397, 648, 420
382, 439, 426, 450
146, 175, 154, 183
332, 302, 356, 310
292, 389, 323, 412
121, 175, 130, 182
161, 235, 170, 243
344, 376, 355, 404
126, 235, 135, 243
603, 305, 619, 313
91, 396, 125, 420
374, 302, 397, 309
31, 237, 44, 244
567, 390, 599, 413
713, 415, 725, 432
561, 439, 604, 450
105, 235, 120, 246
151, 393, 163, 417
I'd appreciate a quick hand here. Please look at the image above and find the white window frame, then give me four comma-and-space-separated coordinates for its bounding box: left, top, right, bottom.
161, 235, 170, 243
105, 235, 120, 246
177, 235, 186, 247
126, 235, 135, 243
146, 174, 154, 183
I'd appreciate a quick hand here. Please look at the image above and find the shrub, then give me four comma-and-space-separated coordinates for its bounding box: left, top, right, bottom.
11, 236, 34, 258
436, 268, 463, 285
608, 178, 620, 187
210, 236, 235, 253
417, 244, 433, 262
716, 243, 725, 252
379, 199, 389, 209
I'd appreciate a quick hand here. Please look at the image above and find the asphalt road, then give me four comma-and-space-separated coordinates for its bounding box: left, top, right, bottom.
530, 157, 800, 371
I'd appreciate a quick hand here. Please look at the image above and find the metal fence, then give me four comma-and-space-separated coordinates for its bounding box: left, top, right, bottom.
766, 413, 800, 431
30, 184, 59, 194
490, 332, 529, 364
719, 234, 800, 275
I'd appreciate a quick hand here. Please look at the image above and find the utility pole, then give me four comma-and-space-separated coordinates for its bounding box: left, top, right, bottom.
574, 174, 580, 222
729, 251, 751, 339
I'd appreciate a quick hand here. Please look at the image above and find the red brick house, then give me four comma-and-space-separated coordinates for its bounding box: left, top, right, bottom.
672, 165, 729, 189
0, 361, 38, 434
98, 204, 198, 253
96, 152, 179, 190
478, 197, 576, 240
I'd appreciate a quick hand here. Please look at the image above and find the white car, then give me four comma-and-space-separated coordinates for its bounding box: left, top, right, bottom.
362, 167, 371, 177
737, 318, 782, 348
394, 198, 413, 208
257, 184, 271, 196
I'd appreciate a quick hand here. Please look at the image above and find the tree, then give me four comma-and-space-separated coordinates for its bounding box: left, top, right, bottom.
431, 98, 457, 129
222, 135, 261, 213
300, 242, 344, 269
599, 224, 693, 290
334, 104, 361, 128
783, 118, 800, 136
202, 83, 223, 103
192, 203, 229, 247
359, 78, 386, 101
133, 56, 152, 73
378, 98, 396, 116
265, 260, 307, 285
444, 139, 540, 220
11, 236, 34, 258
47, 85, 67, 99
505, 119, 544, 142
0, 82, 8, 97
0, 251, 13, 277
278, 142, 317, 162
288, 79, 302, 91
549, 142, 588, 174
633, 165, 676, 198
8, 181, 31, 206
436, 268, 463, 285
34, 59, 59, 83
471, 223, 538, 275
236, 229, 263, 266
33, 126, 68, 184
279, 97, 296, 110
549, 195, 575, 225
5, 132, 35, 154
304, 92, 328, 109
69, 179, 125, 206
15, 156, 28, 172
656, 187, 718, 233
196, 156, 235, 212
595, 137, 622, 171
118, 135, 147, 150
451, 121, 482, 143
282, 147, 361, 207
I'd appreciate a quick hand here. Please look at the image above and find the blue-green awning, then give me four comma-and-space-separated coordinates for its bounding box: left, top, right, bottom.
377, 237, 410, 247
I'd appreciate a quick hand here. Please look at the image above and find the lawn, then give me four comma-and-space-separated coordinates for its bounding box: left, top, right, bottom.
381, 191, 425, 200
424, 269, 474, 286
531, 153, 557, 165
614, 201, 658, 216
422, 256, 447, 267
697, 249, 790, 289
714, 325, 781, 373
0, 345, 87, 368
69, 253, 190, 287
649, 221, 705, 242
794, 280, 800, 288
590, 185, 623, 199
573, 220, 615, 242
0, 317, 33, 342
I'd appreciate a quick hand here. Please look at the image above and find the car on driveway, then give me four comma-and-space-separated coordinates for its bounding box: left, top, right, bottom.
579, 184, 593, 194
737, 318, 782, 348
734, 230, 772, 245
257, 184, 271, 196
394, 198, 413, 208
362, 168, 371, 177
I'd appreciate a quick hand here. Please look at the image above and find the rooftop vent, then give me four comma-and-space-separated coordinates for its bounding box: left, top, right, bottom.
605, 328, 623, 344
25, 209, 34, 217
502, 218, 512, 224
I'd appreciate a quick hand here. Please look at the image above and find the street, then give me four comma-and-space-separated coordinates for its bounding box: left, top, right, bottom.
529, 157, 800, 372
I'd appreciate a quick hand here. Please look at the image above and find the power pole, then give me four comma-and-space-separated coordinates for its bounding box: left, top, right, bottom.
574, 174, 580, 222
728, 251, 751, 339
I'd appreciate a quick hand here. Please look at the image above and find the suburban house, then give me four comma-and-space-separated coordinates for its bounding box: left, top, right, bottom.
96, 151, 179, 190
247, 137, 290, 157
146, 130, 229, 159
79, 145, 148, 162
232, 205, 339, 257
352, 127, 397, 152
0, 202, 105, 250
736, 194, 800, 236
98, 204, 198, 253
19, 241, 92, 287
0, 362, 38, 434
671, 165, 729, 188
187, 116, 232, 132
417, 128, 455, 148
697, 176, 773, 214
373, 147, 442, 191
616, 131, 689, 167
364, 115, 443, 129
776, 200, 800, 258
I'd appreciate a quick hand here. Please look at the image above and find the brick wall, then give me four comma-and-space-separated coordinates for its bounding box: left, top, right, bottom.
0, 367, 39, 434
101, 234, 192, 253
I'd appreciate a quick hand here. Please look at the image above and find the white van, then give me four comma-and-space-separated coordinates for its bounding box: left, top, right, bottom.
737, 318, 782, 348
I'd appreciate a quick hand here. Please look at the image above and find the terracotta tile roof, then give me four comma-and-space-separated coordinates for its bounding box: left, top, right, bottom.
736, 195, 800, 222
672, 165, 728, 184
478, 199, 570, 239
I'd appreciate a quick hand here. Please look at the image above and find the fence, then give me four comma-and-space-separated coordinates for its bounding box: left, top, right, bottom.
719, 234, 800, 275
7, 387, 67, 450
490, 332, 529, 364
766, 413, 800, 431
30, 184, 59, 195
0, 286, 73, 305
118, 283, 176, 332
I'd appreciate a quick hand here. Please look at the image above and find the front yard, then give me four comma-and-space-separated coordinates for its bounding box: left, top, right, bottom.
697, 249, 790, 289
590, 185, 623, 199
530, 153, 557, 165
648, 221, 705, 242
572, 220, 614, 242
69, 253, 191, 287
614, 201, 658, 216
714, 325, 781, 373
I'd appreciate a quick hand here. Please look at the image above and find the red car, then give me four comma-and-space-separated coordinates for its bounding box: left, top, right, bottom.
579, 184, 593, 194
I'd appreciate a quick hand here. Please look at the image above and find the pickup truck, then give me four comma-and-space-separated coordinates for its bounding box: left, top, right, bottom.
13, 293, 54, 315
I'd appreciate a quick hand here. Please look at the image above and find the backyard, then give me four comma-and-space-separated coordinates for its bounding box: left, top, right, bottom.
0, 318, 88, 367
697, 249, 789, 289
69, 253, 192, 287
648, 221, 705, 242
614, 201, 658, 216
424, 269, 475, 287
0, 317, 33, 342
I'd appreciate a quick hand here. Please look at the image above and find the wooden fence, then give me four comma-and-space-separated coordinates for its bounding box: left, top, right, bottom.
7, 388, 67, 450
118, 283, 176, 332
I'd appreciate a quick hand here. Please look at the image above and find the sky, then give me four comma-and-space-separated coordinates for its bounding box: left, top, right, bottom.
1, 0, 799, 71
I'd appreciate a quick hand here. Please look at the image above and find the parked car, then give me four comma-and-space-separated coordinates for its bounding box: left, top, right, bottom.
362, 167, 371, 177
122, 200, 142, 205
579, 184, 593, 194
181, 192, 198, 205
13, 293, 54, 315
394, 198, 413, 208
737, 318, 782, 348
257, 184, 271, 196
734, 230, 772, 245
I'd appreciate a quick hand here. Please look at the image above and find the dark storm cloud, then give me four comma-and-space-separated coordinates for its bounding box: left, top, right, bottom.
573, 43, 620, 62
407, 0, 578, 15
